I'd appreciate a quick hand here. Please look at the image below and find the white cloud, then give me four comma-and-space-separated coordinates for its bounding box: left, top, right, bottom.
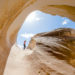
62, 20, 67, 25
25, 11, 41, 22
62, 19, 69, 25
36, 17, 40, 21
20, 33, 35, 39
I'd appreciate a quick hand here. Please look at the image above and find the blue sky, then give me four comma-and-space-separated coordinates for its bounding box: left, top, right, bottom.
17, 10, 75, 47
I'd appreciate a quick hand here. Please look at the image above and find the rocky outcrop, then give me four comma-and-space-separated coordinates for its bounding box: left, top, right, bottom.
28, 28, 75, 66
4, 28, 75, 75
0, 0, 75, 75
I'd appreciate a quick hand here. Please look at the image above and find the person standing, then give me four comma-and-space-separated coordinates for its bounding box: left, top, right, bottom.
24, 40, 26, 49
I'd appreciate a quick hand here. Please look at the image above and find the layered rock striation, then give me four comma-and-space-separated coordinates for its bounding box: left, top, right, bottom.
0, 0, 75, 75
4, 28, 75, 75
28, 28, 75, 66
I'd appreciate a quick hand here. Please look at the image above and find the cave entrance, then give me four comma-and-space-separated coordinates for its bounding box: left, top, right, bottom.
17, 10, 75, 48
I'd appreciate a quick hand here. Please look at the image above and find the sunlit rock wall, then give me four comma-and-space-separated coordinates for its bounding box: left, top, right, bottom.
0, 0, 75, 75
4, 28, 75, 75
28, 28, 75, 67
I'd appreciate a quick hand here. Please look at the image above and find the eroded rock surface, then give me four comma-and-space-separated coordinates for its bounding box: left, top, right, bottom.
4, 28, 75, 75
0, 0, 75, 75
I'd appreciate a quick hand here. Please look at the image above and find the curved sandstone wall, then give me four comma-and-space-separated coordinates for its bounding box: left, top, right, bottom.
0, 0, 75, 75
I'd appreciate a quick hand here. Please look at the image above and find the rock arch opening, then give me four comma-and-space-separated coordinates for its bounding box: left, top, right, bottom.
16, 10, 75, 49
0, 0, 75, 75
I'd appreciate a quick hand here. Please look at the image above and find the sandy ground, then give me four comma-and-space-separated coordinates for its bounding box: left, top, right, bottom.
4, 43, 75, 75
3, 44, 35, 75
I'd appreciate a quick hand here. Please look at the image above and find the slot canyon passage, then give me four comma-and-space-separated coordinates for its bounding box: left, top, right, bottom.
0, 0, 75, 75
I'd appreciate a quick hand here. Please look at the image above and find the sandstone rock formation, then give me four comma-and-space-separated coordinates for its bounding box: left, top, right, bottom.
4, 28, 75, 75
0, 0, 75, 75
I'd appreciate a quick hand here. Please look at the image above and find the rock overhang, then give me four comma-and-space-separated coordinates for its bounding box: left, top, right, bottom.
0, 0, 75, 75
